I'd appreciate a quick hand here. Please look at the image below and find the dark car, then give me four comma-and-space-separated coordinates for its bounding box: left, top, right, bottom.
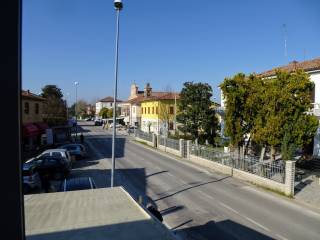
23, 162, 42, 194
60, 177, 97, 191
94, 119, 103, 126
33, 156, 71, 180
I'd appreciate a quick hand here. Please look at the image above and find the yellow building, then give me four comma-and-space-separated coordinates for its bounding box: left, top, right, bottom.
141, 93, 180, 134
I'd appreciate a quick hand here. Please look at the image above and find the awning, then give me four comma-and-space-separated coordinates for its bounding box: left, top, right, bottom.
34, 122, 49, 134
23, 124, 40, 137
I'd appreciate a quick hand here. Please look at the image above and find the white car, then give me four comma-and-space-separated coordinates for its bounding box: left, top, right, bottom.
36, 149, 73, 166
110, 123, 123, 128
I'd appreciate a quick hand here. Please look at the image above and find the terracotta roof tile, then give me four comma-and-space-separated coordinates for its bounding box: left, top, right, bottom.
21, 90, 46, 101
99, 96, 123, 102
259, 57, 320, 77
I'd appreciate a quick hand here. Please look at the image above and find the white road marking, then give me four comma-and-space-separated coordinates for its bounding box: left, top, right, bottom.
166, 172, 189, 185
244, 216, 270, 232
218, 202, 239, 214
275, 234, 289, 240
198, 191, 215, 200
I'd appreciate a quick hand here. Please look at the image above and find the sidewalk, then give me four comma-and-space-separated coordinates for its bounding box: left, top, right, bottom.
294, 171, 320, 209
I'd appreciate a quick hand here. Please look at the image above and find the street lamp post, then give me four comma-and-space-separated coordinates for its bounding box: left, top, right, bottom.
66, 92, 70, 120
74, 82, 79, 142
111, 0, 123, 188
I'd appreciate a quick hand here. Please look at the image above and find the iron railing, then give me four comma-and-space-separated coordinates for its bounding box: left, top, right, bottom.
159, 136, 180, 150
165, 138, 180, 150
135, 129, 153, 142
190, 144, 285, 183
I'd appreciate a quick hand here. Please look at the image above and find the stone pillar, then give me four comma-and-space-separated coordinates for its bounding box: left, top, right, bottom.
164, 137, 167, 152
179, 139, 184, 157
152, 134, 157, 148
285, 160, 295, 197
186, 140, 191, 159
156, 134, 160, 149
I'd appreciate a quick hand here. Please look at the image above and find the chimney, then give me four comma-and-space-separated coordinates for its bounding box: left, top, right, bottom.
129, 83, 138, 100
144, 83, 152, 97
290, 60, 298, 70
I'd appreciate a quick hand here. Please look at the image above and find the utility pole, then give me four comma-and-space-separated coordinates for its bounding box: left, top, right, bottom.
74, 82, 79, 141
66, 92, 70, 120
111, 0, 123, 188
174, 94, 177, 132
282, 24, 288, 63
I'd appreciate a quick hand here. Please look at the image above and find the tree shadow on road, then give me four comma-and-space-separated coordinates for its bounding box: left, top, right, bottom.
175, 220, 275, 240
85, 134, 126, 159
154, 176, 230, 202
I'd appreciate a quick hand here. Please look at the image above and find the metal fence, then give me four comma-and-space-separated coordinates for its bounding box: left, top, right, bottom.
159, 136, 180, 151
190, 144, 285, 183
166, 138, 180, 150
190, 144, 230, 164
232, 156, 285, 183
159, 136, 165, 146
135, 129, 153, 142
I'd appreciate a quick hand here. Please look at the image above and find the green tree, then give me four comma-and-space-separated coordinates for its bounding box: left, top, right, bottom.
221, 70, 318, 161
177, 82, 219, 145
99, 108, 113, 119
220, 73, 251, 155
41, 85, 67, 126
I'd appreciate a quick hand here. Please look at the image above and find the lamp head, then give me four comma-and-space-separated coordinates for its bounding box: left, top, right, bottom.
114, 0, 123, 10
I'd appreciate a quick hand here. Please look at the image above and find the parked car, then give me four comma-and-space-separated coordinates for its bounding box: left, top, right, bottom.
37, 149, 73, 166
85, 117, 93, 121
59, 144, 87, 159
110, 123, 123, 128
94, 119, 103, 126
23, 162, 42, 193
32, 156, 71, 180
60, 177, 97, 192
127, 126, 136, 133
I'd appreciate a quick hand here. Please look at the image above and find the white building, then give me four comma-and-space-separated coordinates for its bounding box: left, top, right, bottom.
118, 101, 130, 125
220, 57, 320, 155
95, 96, 122, 116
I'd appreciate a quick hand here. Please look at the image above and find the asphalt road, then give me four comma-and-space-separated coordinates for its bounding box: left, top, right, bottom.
75, 122, 320, 240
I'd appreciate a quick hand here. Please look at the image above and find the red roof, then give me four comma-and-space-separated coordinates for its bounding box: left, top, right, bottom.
22, 90, 46, 101
99, 96, 123, 103
259, 57, 320, 77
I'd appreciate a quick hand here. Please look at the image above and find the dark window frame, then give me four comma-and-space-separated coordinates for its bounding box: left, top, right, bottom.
169, 106, 174, 114
35, 103, 39, 114
24, 102, 29, 114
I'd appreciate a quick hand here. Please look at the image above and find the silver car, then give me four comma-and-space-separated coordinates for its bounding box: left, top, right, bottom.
60, 144, 87, 160
37, 149, 73, 166
23, 162, 42, 193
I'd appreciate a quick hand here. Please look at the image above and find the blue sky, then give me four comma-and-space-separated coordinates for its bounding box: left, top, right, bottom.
22, 0, 320, 104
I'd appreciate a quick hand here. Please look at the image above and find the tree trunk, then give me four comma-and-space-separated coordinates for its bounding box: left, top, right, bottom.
244, 136, 251, 155
270, 146, 276, 162
259, 146, 266, 162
